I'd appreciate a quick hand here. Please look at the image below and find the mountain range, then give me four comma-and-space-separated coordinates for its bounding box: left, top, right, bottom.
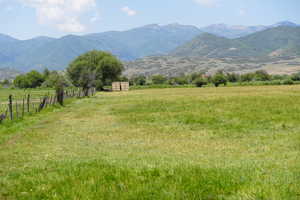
171, 26, 300, 58
125, 25, 300, 77
0, 21, 299, 73
0, 24, 201, 71
200, 21, 299, 39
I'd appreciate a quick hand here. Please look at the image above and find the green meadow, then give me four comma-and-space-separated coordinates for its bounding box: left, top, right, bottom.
0, 88, 54, 102
0, 86, 299, 199
0, 88, 55, 116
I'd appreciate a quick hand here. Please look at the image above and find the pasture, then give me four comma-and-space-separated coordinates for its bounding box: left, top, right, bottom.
0, 86, 299, 199
0, 88, 55, 101
0, 88, 56, 122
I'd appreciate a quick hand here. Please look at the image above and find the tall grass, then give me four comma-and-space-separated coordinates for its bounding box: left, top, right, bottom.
0, 86, 300, 199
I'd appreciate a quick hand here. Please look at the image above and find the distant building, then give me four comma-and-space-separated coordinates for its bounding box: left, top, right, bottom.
112, 82, 129, 91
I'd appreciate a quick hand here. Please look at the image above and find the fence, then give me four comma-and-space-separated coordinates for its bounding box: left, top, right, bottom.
0, 87, 96, 123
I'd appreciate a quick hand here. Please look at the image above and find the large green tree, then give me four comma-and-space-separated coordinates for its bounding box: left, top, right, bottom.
67, 51, 124, 94
14, 70, 45, 88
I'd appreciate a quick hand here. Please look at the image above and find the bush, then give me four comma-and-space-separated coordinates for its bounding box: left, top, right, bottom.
193, 77, 208, 87
174, 77, 189, 85
151, 75, 167, 85
132, 75, 147, 86
212, 73, 227, 87
95, 80, 104, 91
226, 73, 240, 83
282, 79, 294, 85
254, 70, 271, 81
291, 73, 300, 81
41, 71, 70, 88
14, 70, 45, 88
241, 73, 255, 82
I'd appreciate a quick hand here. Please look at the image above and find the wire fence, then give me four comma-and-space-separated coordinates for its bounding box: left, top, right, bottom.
0, 88, 96, 123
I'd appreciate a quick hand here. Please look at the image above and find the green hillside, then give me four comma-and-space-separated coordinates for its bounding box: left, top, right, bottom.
171, 27, 300, 58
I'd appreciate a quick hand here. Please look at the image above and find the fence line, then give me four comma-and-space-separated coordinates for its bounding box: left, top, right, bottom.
0, 87, 96, 124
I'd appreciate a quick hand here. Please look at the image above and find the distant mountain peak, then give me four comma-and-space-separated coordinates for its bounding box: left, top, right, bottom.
142, 24, 161, 29
272, 21, 298, 27
204, 23, 227, 28
0, 33, 18, 42
33, 36, 54, 40
165, 23, 181, 26
200, 21, 299, 39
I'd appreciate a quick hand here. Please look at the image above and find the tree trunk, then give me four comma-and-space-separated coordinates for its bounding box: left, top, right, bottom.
56, 87, 64, 106
84, 87, 90, 97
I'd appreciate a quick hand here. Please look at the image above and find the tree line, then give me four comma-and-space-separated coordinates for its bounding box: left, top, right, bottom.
128, 70, 300, 87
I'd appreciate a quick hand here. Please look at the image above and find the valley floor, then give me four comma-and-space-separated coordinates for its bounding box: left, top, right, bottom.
0, 86, 300, 199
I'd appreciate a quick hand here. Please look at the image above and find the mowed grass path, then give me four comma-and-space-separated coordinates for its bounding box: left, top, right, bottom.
0, 86, 300, 199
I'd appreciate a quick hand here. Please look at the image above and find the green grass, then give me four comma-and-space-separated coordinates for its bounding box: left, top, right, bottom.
0, 86, 300, 199
0, 88, 55, 102
130, 84, 196, 90
0, 88, 55, 121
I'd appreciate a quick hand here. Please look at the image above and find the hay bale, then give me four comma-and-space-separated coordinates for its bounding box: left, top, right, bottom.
112, 82, 121, 91
121, 82, 129, 91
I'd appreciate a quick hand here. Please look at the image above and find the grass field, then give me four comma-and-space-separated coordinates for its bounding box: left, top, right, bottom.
0, 88, 54, 103
0, 86, 300, 199
0, 88, 55, 117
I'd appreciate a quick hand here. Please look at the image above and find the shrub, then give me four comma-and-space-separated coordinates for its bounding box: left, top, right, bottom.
132, 75, 147, 86
254, 70, 271, 81
174, 77, 189, 85
151, 75, 167, 85
193, 77, 208, 87
14, 70, 45, 88
241, 73, 255, 82
41, 71, 70, 88
212, 73, 227, 87
291, 73, 300, 81
282, 79, 294, 85
226, 73, 240, 82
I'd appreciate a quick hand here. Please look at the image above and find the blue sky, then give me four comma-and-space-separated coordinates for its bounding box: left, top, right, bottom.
0, 0, 299, 39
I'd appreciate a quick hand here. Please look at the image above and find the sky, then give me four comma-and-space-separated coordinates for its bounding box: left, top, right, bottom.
0, 0, 299, 40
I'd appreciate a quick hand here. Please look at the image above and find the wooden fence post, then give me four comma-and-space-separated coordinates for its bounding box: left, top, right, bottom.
8, 95, 13, 120
27, 94, 30, 113
38, 96, 47, 112
22, 97, 25, 117
15, 101, 19, 119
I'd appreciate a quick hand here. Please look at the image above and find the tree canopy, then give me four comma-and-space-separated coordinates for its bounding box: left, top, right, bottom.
14, 70, 45, 88
212, 72, 227, 87
67, 51, 124, 91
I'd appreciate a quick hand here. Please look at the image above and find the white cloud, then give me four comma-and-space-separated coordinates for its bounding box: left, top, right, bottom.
121, 6, 137, 16
194, 0, 218, 7
20, 0, 96, 32
57, 18, 85, 32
